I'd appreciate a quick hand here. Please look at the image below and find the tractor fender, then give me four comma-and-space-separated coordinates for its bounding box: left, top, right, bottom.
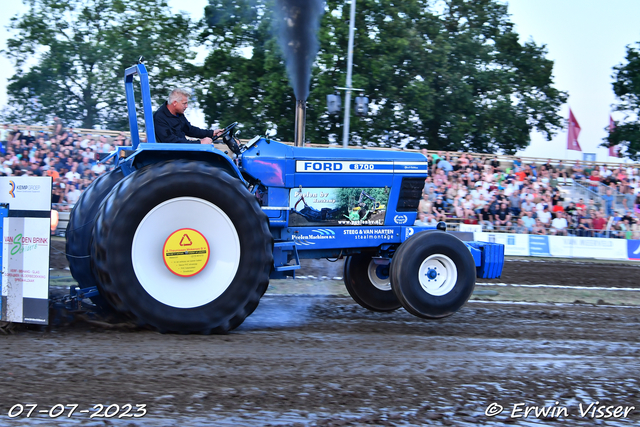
118, 144, 244, 182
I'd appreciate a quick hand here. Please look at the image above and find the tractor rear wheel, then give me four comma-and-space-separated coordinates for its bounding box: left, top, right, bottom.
390, 231, 475, 319
65, 168, 124, 311
344, 253, 401, 312
91, 160, 272, 334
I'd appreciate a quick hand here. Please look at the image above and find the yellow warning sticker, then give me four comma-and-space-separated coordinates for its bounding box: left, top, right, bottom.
163, 228, 210, 277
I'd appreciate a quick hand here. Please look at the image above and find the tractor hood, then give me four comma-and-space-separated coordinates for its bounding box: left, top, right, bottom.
241, 138, 428, 188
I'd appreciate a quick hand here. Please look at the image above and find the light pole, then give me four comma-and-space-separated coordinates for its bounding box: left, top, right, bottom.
342, 0, 356, 148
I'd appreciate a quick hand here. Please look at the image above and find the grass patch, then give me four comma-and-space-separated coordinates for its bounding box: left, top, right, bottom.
472, 285, 640, 306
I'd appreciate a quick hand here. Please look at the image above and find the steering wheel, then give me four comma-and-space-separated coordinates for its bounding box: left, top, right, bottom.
212, 122, 241, 155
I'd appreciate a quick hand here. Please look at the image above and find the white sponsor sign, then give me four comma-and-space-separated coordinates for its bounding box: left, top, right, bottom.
473, 232, 634, 261
0, 177, 52, 211
459, 224, 482, 233
474, 232, 530, 256
547, 236, 628, 260
1, 218, 50, 324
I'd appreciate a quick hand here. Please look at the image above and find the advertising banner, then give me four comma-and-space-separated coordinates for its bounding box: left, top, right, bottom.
0, 177, 52, 211
629, 240, 640, 260
548, 236, 628, 260
289, 187, 389, 227
459, 224, 482, 233
290, 226, 399, 249
529, 235, 551, 257
472, 232, 640, 262
474, 232, 530, 256
1, 217, 50, 324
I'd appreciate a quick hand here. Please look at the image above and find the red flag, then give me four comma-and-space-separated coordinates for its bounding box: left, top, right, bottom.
567, 108, 582, 151
608, 115, 619, 157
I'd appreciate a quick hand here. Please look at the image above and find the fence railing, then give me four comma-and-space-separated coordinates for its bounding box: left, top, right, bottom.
444, 221, 637, 238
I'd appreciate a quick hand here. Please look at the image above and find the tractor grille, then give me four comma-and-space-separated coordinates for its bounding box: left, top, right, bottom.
396, 178, 424, 212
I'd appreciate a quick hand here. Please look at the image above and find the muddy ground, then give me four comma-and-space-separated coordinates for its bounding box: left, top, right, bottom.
0, 242, 639, 426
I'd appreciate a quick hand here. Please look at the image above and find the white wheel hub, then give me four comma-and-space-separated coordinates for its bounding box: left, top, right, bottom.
418, 254, 457, 296
132, 197, 241, 308
367, 260, 391, 291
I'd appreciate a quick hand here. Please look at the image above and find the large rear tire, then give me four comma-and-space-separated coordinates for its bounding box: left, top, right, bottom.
91, 160, 272, 334
390, 231, 475, 319
343, 254, 401, 312
65, 168, 124, 311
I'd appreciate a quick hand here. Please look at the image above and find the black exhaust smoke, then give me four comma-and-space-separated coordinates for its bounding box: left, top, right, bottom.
275, 0, 324, 146
275, 0, 324, 100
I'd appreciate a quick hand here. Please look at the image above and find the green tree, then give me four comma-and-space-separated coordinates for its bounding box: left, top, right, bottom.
606, 42, 640, 160
197, 0, 296, 139
3, 0, 197, 129
199, 0, 566, 153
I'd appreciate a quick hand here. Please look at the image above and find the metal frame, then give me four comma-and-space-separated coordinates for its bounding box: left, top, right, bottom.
124, 64, 156, 148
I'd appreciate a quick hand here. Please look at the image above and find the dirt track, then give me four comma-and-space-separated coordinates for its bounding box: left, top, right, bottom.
1, 243, 639, 425
2, 294, 640, 426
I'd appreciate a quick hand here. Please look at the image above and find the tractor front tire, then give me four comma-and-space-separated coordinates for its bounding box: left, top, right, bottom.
65, 168, 124, 311
344, 253, 401, 312
91, 160, 272, 334
390, 231, 475, 319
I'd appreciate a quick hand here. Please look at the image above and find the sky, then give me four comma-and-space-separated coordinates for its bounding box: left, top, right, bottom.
1, 0, 640, 163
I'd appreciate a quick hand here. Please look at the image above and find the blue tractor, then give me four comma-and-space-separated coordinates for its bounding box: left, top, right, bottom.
65, 63, 504, 334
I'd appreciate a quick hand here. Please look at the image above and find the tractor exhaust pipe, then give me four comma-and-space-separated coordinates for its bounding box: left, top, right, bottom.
294, 99, 306, 146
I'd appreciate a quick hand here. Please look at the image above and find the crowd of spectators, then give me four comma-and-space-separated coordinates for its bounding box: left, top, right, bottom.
415, 150, 640, 239
0, 123, 125, 209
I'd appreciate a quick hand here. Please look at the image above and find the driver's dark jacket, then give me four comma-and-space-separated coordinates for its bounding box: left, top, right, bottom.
153, 102, 213, 143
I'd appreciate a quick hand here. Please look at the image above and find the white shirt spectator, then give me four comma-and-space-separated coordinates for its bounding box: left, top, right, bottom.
551, 216, 568, 230
91, 163, 106, 175
66, 188, 82, 205
462, 198, 474, 210
521, 190, 535, 201
471, 187, 488, 201
474, 197, 488, 210
504, 183, 517, 196
65, 170, 81, 181
538, 209, 552, 224
0, 165, 13, 175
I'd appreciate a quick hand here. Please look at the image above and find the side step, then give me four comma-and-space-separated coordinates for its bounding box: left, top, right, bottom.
273, 241, 301, 272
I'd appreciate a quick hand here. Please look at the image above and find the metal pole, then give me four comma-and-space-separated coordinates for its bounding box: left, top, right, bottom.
294, 100, 305, 146
342, 0, 356, 148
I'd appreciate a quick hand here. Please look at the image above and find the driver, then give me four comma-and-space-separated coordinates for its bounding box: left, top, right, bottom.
153, 88, 224, 144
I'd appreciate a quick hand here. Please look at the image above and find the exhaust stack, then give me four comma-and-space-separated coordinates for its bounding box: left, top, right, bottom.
294, 99, 306, 146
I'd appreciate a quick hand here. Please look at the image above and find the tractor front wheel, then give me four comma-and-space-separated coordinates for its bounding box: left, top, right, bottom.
390, 231, 475, 319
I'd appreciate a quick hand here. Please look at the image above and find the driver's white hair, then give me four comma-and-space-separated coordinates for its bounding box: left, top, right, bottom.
168, 88, 191, 104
